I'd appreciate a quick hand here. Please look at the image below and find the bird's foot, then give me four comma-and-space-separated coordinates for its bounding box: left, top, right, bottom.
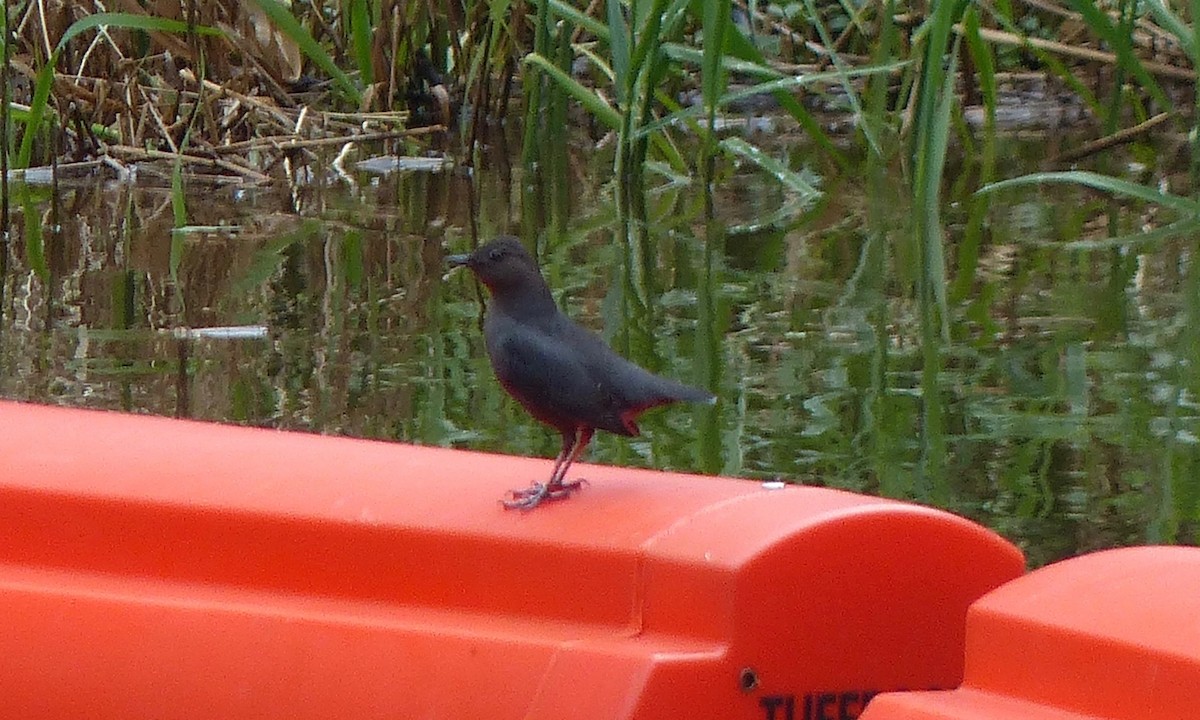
501, 478, 587, 510
546, 478, 587, 499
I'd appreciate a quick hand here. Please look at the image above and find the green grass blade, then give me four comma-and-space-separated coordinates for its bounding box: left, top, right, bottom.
720, 137, 822, 200
522, 0, 551, 184
721, 62, 908, 102
16, 55, 56, 169
701, 0, 731, 120
864, 0, 898, 140
606, 0, 630, 105
661, 42, 783, 76
170, 158, 187, 282
634, 62, 906, 139
660, 0, 692, 37
1194, 0, 1200, 184
247, 0, 360, 102
662, 35, 847, 164
1065, 0, 1170, 110
547, 0, 608, 39
975, 5, 1102, 118
909, 21, 961, 499
799, 0, 879, 155
56, 12, 222, 47
1028, 217, 1200, 250
632, 1, 673, 159
573, 44, 617, 85
7, 105, 117, 141
628, 0, 670, 91
628, 0, 670, 135
921, 39, 958, 343
978, 171, 1200, 215
953, 7, 998, 305
19, 188, 47, 281
910, 0, 958, 153
1144, 1, 1193, 58
962, 7, 996, 126
349, 0, 373, 85
171, 159, 187, 227
523, 52, 621, 130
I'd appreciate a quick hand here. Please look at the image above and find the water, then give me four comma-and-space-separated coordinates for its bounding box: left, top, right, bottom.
1, 129, 1196, 567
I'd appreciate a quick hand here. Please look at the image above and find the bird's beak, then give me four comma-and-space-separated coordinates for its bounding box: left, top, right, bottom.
446, 253, 471, 269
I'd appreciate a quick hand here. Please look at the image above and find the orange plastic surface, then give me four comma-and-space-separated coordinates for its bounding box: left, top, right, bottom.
861, 546, 1200, 720
0, 401, 1024, 720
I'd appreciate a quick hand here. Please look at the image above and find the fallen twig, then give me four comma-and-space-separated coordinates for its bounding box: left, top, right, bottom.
211, 125, 446, 155
104, 144, 273, 183
178, 68, 296, 132
1052, 111, 1175, 163
5, 159, 106, 182
959, 25, 1194, 82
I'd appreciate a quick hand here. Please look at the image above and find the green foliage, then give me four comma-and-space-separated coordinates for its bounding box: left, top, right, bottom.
981, 171, 1200, 215
16, 13, 223, 169
348, 0, 374, 86
1066, 0, 1169, 112
246, 0, 361, 101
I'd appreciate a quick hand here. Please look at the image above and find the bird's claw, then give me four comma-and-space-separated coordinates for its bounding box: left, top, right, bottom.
501, 484, 547, 510
501, 479, 587, 510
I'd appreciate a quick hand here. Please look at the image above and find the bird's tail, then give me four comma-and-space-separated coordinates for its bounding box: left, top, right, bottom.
678, 383, 717, 405
650, 377, 716, 406
616, 377, 716, 435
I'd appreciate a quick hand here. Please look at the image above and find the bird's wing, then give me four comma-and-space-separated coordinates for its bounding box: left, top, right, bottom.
558, 319, 712, 409
487, 322, 631, 436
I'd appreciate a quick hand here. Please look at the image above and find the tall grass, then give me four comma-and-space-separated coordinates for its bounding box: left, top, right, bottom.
247, 0, 361, 102
1, 0, 10, 250
4, 2, 1186, 195
13, 12, 224, 170
7, 1, 1195, 487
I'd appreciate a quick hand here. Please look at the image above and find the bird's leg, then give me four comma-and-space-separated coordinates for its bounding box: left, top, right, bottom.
545, 427, 592, 496
501, 434, 571, 509
545, 433, 574, 488
502, 428, 592, 510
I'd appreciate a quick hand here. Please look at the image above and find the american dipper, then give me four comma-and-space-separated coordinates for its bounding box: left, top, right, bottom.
447, 236, 715, 510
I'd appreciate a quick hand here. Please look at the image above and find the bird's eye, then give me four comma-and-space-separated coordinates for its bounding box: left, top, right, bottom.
488, 247, 505, 262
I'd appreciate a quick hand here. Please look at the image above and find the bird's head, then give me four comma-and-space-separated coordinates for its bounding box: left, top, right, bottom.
446, 236, 545, 296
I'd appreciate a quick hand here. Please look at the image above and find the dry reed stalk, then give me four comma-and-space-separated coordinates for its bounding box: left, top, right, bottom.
959, 25, 1194, 81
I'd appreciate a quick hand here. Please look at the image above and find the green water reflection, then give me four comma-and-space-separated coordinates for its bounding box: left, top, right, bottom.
1, 137, 1197, 567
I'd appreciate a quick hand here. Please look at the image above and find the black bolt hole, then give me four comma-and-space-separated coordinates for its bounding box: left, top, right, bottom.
739, 667, 758, 692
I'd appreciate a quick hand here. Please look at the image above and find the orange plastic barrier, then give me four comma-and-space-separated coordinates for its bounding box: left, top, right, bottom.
0, 401, 1024, 720
861, 546, 1200, 720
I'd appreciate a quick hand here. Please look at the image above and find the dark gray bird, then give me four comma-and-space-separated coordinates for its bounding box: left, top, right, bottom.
447, 236, 715, 509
